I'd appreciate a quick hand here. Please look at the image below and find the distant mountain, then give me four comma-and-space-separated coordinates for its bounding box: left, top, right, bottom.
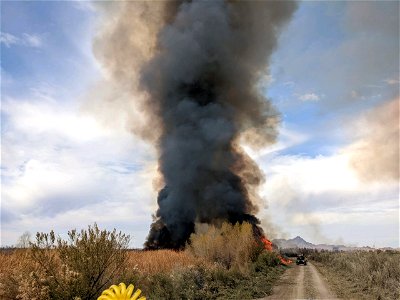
272, 236, 381, 251
273, 236, 315, 249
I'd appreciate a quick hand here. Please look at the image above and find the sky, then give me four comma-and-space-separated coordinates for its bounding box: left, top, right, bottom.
1, 1, 399, 248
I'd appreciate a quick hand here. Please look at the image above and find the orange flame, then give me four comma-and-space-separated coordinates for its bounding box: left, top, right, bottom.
261, 236, 292, 265
279, 256, 292, 265
261, 237, 273, 251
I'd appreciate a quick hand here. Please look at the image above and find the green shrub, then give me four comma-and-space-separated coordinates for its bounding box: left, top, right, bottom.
140, 254, 284, 300
145, 272, 177, 300
253, 251, 281, 273
142, 266, 251, 300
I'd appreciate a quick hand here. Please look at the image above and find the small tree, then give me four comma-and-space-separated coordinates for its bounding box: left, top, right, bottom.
16, 231, 31, 248
30, 224, 130, 300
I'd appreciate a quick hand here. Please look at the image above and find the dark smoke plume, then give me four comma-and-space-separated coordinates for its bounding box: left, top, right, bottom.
94, 0, 297, 249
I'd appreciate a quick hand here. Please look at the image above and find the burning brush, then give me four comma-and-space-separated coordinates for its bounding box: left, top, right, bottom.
261, 236, 292, 265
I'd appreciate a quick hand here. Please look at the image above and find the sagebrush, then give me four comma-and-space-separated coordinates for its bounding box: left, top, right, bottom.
0, 224, 129, 300
0, 223, 284, 300
311, 250, 400, 300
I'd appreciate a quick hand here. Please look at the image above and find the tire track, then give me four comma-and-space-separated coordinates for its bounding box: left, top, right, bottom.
260, 262, 339, 300
308, 262, 338, 299
294, 264, 305, 299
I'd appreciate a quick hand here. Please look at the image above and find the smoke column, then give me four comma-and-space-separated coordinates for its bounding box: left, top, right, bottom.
94, 0, 297, 249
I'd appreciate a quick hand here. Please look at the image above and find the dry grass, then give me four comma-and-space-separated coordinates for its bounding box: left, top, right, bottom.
0, 249, 48, 300
311, 250, 400, 300
187, 222, 260, 272
126, 249, 203, 275
0, 223, 281, 299
0, 249, 205, 299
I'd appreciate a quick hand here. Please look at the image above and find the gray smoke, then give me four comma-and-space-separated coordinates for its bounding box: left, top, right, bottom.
94, 0, 297, 249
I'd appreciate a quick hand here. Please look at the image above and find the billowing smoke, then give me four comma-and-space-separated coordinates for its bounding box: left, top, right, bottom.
94, 1, 297, 249
345, 98, 400, 183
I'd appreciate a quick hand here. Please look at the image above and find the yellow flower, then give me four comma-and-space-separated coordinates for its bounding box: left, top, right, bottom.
97, 283, 146, 300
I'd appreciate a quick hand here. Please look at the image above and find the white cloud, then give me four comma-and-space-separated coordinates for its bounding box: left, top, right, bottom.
0, 32, 19, 47
22, 33, 42, 47
2, 98, 108, 142
0, 32, 43, 48
283, 81, 295, 87
261, 153, 362, 207
299, 92, 320, 101
257, 103, 399, 247
1, 91, 157, 247
271, 2, 399, 110
291, 205, 398, 226
73, 1, 96, 12
2, 198, 155, 248
243, 124, 309, 158
259, 151, 398, 246
384, 78, 400, 85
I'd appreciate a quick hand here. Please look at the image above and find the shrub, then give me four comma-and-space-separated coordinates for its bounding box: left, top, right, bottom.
311, 250, 400, 300
141, 263, 284, 300
1, 224, 285, 300
187, 222, 257, 272
0, 249, 42, 300
29, 223, 130, 300
253, 251, 281, 273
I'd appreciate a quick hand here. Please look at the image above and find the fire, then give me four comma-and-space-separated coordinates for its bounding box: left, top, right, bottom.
261, 236, 292, 265
261, 237, 273, 251
279, 256, 292, 265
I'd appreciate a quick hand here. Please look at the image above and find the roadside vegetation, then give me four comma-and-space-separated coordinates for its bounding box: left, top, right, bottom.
310, 250, 400, 300
0, 223, 287, 300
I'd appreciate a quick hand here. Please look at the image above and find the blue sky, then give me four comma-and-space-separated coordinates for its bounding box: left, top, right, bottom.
1, 1, 399, 248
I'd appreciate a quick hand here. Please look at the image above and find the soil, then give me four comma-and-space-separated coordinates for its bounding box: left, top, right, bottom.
259, 262, 339, 299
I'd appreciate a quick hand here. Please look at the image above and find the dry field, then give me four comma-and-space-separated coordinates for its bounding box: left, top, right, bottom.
310, 250, 400, 300
0, 249, 206, 300
0, 223, 285, 300
126, 249, 203, 275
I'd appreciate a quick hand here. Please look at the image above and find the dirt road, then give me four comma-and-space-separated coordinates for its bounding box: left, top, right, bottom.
262, 262, 339, 300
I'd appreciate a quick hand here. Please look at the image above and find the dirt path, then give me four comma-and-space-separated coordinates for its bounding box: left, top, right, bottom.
261, 262, 338, 299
